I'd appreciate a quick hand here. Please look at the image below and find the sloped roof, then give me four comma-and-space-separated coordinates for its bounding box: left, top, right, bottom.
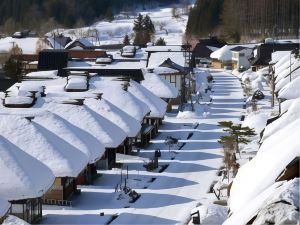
90, 77, 150, 122
128, 80, 167, 118
141, 72, 178, 99
65, 38, 94, 49
46, 100, 127, 148
148, 52, 186, 68
0, 115, 88, 178
0, 135, 55, 200
32, 111, 103, 163
84, 98, 141, 138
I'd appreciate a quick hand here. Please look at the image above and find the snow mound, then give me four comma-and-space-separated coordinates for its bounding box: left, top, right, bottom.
191, 204, 227, 225
25, 70, 58, 79
177, 104, 208, 119
141, 72, 178, 99
0, 135, 55, 200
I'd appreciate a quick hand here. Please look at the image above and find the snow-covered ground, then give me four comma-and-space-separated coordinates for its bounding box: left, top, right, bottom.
42, 70, 244, 224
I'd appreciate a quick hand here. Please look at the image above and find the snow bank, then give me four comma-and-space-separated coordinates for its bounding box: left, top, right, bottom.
0, 115, 88, 178
2, 215, 30, 225
0, 198, 10, 218
225, 179, 299, 225
141, 72, 178, 99
128, 80, 167, 118
229, 116, 300, 215
177, 104, 208, 119
210, 45, 232, 61
0, 135, 55, 200
191, 204, 227, 225
84, 98, 141, 138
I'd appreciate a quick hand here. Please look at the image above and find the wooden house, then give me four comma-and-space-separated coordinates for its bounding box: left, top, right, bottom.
192, 37, 226, 67
210, 45, 233, 69
0, 135, 55, 223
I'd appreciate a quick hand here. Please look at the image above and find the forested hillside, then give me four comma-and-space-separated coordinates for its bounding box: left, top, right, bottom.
186, 0, 299, 42
0, 0, 178, 34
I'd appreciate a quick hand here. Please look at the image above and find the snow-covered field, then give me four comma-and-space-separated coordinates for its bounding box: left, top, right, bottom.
41, 70, 244, 225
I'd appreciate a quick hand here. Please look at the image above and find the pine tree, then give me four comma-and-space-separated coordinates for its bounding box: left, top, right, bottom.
155, 37, 166, 46
218, 121, 256, 155
123, 34, 130, 45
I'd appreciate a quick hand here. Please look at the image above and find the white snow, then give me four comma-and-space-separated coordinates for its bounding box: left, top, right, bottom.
148, 52, 185, 68
2, 215, 31, 225
4, 96, 33, 105
0, 115, 88, 178
242, 112, 268, 134
65, 77, 88, 90
46, 100, 126, 148
128, 80, 167, 118
0, 37, 39, 54
0, 134, 55, 200
191, 204, 227, 225
84, 98, 141, 138
210, 45, 232, 62
25, 70, 58, 79
278, 75, 300, 100
141, 72, 178, 99
229, 115, 300, 215
224, 179, 299, 225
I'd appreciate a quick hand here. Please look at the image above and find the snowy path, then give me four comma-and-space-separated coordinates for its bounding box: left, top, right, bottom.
42, 71, 244, 225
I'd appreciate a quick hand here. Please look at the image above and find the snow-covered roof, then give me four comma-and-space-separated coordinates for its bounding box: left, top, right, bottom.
84, 98, 141, 138
262, 97, 300, 142
229, 115, 300, 215
0, 198, 10, 218
225, 178, 299, 225
278, 76, 300, 100
0, 134, 55, 200
270, 51, 291, 64
153, 67, 179, 74
210, 45, 232, 61
32, 111, 102, 163
46, 100, 126, 148
0, 115, 88, 178
242, 112, 268, 134
128, 80, 167, 118
275, 67, 300, 92
90, 77, 150, 122
65, 38, 94, 49
148, 52, 185, 68
141, 72, 178, 98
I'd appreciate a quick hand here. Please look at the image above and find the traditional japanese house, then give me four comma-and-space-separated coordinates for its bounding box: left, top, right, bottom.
65, 38, 94, 50
128, 80, 167, 138
210, 45, 233, 69
0, 115, 89, 206
0, 135, 55, 223
141, 71, 179, 112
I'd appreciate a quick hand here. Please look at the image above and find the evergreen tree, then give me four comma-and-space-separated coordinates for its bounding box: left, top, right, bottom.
133, 14, 155, 46
155, 37, 166, 46
105, 7, 114, 22
123, 34, 130, 45
218, 121, 256, 155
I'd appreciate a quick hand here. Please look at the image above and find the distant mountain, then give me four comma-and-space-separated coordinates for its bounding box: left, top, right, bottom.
0, 0, 180, 34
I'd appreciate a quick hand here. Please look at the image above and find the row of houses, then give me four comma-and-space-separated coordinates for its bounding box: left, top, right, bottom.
192, 37, 299, 71
0, 42, 194, 224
